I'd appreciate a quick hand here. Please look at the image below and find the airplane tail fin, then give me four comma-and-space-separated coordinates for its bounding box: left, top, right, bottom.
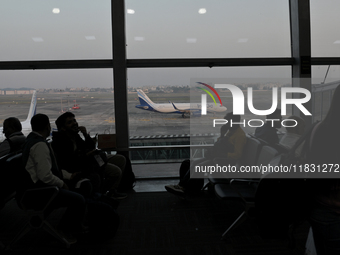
137, 89, 155, 108
25, 90, 37, 123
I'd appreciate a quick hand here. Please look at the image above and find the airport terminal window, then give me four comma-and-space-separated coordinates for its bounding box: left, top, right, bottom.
0, 69, 114, 138
0, 0, 112, 61
1, 0, 338, 166
126, 0, 291, 58
128, 66, 291, 136
128, 66, 293, 162
310, 0, 340, 57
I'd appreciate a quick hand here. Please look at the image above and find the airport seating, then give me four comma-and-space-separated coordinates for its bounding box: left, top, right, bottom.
5, 153, 71, 250
271, 143, 290, 154
214, 144, 279, 239
255, 145, 279, 170
254, 176, 308, 247
202, 136, 262, 190
0, 152, 21, 209
0, 152, 19, 251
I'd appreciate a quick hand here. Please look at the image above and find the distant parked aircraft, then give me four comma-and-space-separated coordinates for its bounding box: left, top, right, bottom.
0, 90, 37, 141
135, 89, 227, 117
72, 99, 80, 110
72, 104, 80, 110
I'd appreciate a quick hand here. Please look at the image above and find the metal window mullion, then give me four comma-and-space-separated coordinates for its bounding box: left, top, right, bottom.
112, 0, 129, 154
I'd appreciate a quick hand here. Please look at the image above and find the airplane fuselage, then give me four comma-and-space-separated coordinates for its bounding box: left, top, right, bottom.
135, 89, 227, 116
135, 102, 226, 114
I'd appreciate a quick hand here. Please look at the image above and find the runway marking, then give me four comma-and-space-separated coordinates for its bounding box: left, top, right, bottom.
139, 119, 151, 121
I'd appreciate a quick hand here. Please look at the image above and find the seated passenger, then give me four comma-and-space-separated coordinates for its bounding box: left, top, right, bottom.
279, 115, 305, 153
254, 108, 282, 145
21, 113, 86, 244
165, 112, 247, 197
0, 117, 26, 157
52, 112, 127, 199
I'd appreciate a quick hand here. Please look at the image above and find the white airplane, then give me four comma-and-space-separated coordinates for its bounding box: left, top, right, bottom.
135, 89, 227, 117
0, 90, 37, 141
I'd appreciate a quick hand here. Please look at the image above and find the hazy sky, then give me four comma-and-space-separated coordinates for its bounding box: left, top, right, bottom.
1, 0, 340, 89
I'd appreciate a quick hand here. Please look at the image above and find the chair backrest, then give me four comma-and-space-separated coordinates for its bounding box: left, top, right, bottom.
5, 153, 31, 200
0, 152, 22, 208
256, 145, 279, 166
21, 186, 59, 211
6, 153, 23, 174
0, 151, 19, 167
238, 137, 262, 166
272, 143, 290, 154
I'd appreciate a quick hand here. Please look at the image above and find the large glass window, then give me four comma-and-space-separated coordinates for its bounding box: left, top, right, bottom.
128, 66, 291, 136
0, 69, 114, 139
126, 0, 291, 58
0, 0, 112, 61
128, 66, 291, 164
311, 65, 340, 121
2, 0, 335, 175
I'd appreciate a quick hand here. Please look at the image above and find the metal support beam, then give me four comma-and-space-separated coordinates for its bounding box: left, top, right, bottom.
0, 58, 293, 70
112, 0, 129, 155
289, 0, 312, 126
127, 58, 294, 68
2, 57, 340, 71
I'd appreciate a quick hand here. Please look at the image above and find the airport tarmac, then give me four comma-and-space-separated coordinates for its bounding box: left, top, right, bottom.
0, 90, 291, 138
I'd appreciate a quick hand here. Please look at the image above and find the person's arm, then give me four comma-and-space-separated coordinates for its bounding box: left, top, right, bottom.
61, 169, 81, 181
30, 142, 64, 188
62, 169, 72, 180
52, 137, 77, 173
78, 126, 96, 150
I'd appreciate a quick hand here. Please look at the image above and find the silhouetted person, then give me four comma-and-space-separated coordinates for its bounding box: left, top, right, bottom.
165, 112, 247, 197
0, 117, 25, 157
21, 113, 86, 244
279, 115, 305, 155
52, 112, 127, 199
307, 85, 340, 255
254, 108, 282, 145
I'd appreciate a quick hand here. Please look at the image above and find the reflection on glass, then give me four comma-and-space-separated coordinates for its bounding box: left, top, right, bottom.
312, 66, 340, 84
311, 65, 340, 122
311, 0, 340, 57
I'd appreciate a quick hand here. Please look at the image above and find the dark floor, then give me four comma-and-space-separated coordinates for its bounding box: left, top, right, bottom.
0, 178, 310, 255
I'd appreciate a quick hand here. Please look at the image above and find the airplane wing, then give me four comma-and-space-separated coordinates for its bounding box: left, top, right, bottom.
171, 102, 200, 115
171, 102, 190, 113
